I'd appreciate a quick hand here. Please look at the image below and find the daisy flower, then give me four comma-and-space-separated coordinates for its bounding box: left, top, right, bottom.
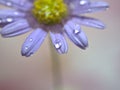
0, 0, 109, 57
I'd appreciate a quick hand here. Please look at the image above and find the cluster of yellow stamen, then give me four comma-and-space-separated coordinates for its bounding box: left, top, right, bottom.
32, 0, 68, 25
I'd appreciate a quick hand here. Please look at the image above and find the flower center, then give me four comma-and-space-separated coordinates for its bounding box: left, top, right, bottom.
32, 0, 68, 25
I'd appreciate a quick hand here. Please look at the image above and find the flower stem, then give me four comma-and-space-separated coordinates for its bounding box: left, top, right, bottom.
49, 37, 63, 90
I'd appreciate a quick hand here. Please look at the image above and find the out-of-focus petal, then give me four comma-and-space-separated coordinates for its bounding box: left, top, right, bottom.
50, 32, 68, 54
65, 0, 90, 5
0, 10, 25, 26
72, 16, 105, 29
69, 1, 109, 14
0, 0, 33, 11
0, 17, 13, 26
0, 9, 25, 17
64, 20, 88, 49
0, 19, 30, 37
88, 1, 109, 12
68, 0, 90, 13
21, 28, 47, 57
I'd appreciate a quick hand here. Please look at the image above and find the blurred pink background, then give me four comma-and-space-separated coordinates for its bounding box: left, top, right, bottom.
0, 0, 120, 90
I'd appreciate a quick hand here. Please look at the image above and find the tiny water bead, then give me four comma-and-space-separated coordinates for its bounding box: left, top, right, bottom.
54, 40, 62, 49
6, 1, 13, 6
74, 29, 80, 34
6, 17, 13, 23
79, 0, 89, 5
32, 0, 68, 25
29, 38, 33, 42
73, 24, 81, 34
0, 17, 13, 24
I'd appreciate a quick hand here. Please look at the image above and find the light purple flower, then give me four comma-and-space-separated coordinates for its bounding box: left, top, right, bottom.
0, 0, 109, 57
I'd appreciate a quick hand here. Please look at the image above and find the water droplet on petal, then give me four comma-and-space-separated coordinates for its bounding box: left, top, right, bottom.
80, 0, 88, 5
6, 17, 13, 23
74, 24, 81, 34
25, 46, 28, 50
29, 38, 33, 42
74, 29, 80, 34
54, 40, 62, 49
6, 2, 12, 6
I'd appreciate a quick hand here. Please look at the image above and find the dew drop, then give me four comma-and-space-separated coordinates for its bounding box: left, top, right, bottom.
29, 38, 33, 42
6, 2, 12, 6
80, 0, 88, 5
54, 40, 62, 49
25, 46, 28, 50
74, 29, 80, 34
74, 24, 81, 34
6, 17, 13, 23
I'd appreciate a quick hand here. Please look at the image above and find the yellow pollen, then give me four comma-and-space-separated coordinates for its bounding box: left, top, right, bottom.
32, 0, 68, 25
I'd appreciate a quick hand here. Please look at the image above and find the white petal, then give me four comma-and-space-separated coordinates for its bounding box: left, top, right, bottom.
21, 28, 47, 57
50, 32, 68, 54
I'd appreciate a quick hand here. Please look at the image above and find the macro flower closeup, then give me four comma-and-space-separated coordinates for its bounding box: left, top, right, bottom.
0, 0, 109, 57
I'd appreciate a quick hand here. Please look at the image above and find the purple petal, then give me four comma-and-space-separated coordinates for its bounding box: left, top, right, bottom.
0, 10, 25, 26
68, 0, 90, 14
0, 0, 33, 11
0, 17, 23, 27
0, 17, 13, 26
65, 0, 90, 5
72, 16, 105, 29
21, 28, 47, 57
50, 32, 68, 54
69, 1, 109, 14
64, 20, 88, 49
0, 9, 25, 17
0, 9, 25, 27
89, 1, 109, 12
0, 19, 30, 37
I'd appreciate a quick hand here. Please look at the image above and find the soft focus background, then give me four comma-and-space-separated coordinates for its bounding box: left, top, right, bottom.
0, 0, 120, 90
